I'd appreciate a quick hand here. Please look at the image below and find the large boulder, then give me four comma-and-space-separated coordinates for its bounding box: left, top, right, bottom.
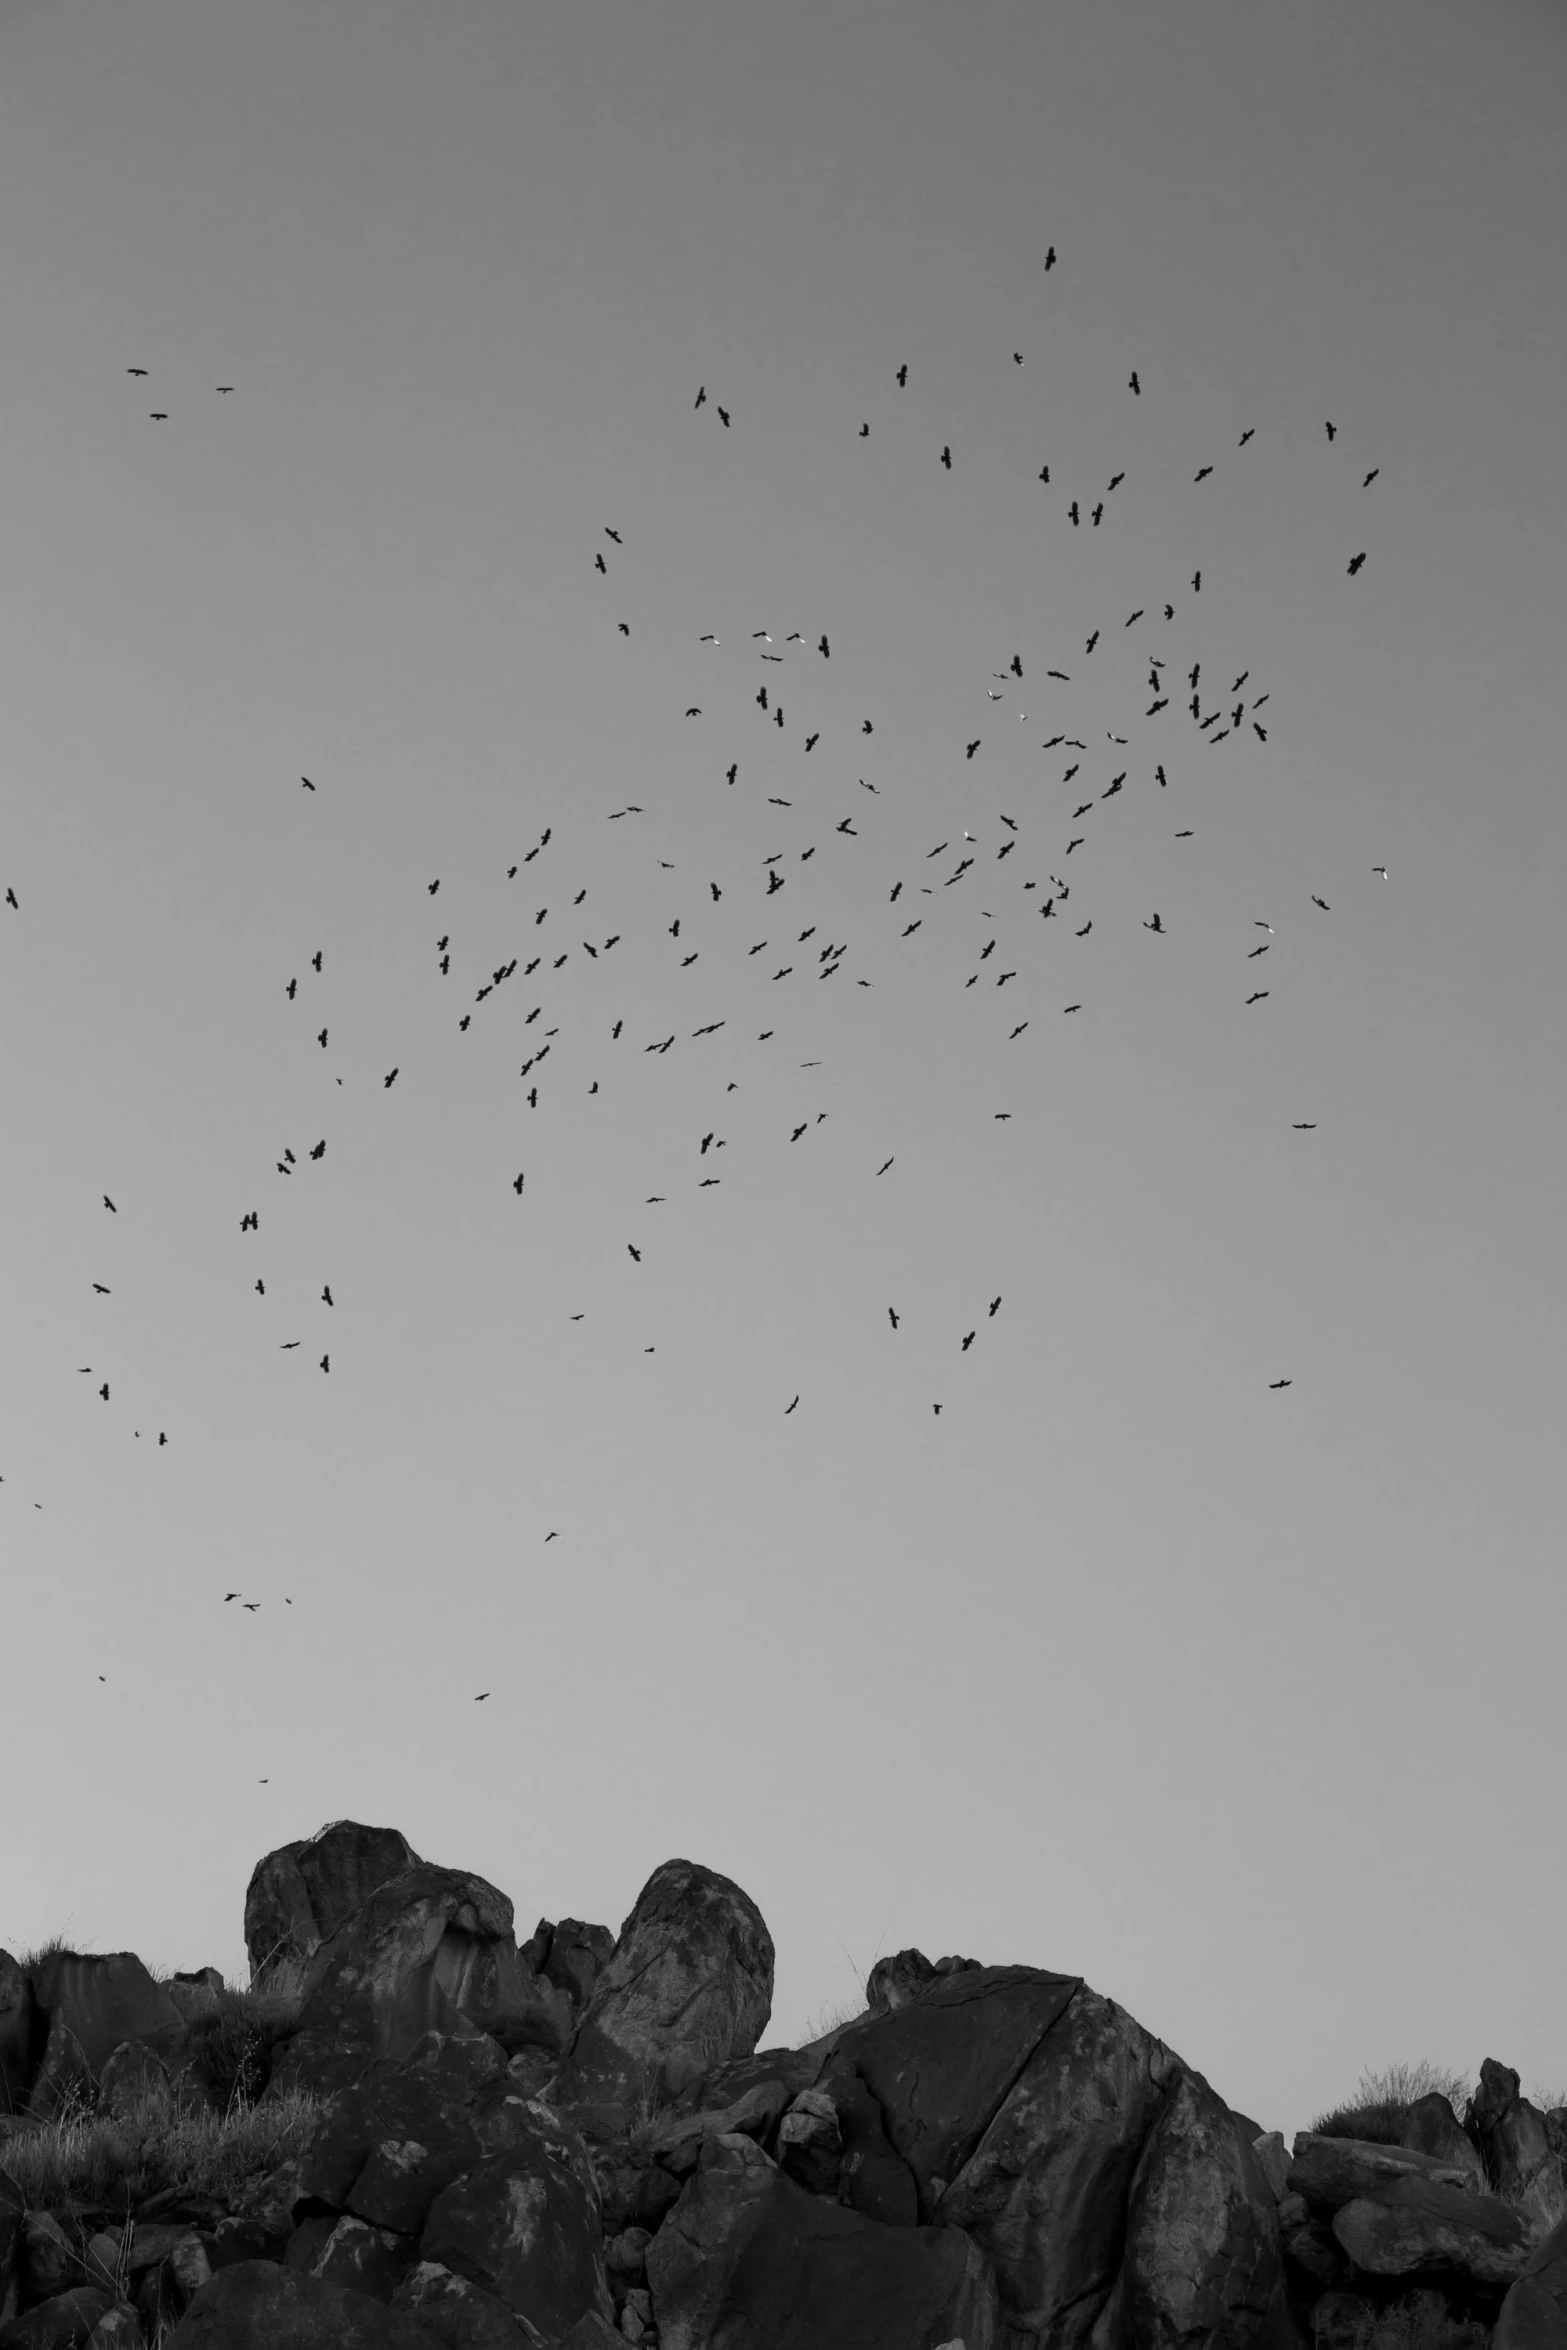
0, 1962, 41, 2122
265, 1868, 570, 2103
541, 1861, 774, 2143
307, 2216, 420, 2304
23, 1954, 184, 2122
1496, 2206, 1567, 2350
165, 2259, 444, 2347
1094, 2064, 1295, 2350
162, 1970, 227, 2028
0, 2170, 22, 2328
244, 1823, 422, 1980
417, 2102, 614, 2341
645, 2129, 1007, 2350
1331, 2171, 1536, 2290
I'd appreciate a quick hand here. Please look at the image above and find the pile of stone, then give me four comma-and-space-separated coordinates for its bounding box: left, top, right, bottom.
1, 1820, 1563, 2350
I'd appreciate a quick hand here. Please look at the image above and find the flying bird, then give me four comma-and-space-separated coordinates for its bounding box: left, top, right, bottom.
384, 1068, 398, 1088
1325, 421, 1336, 440
1362, 469, 1379, 486
940, 445, 951, 468
216, 386, 233, 393
1347, 552, 1366, 575
1239, 428, 1254, 445
127, 368, 147, 376
605, 528, 622, 543
1312, 895, 1330, 910
149, 413, 167, 420
321, 1285, 333, 1307
301, 777, 315, 790
694, 386, 706, 408
1269, 1379, 1293, 1389
717, 407, 730, 426
103, 1195, 116, 1212
896, 364, 907, 385
1128, 371, 1140, 394
1292, 1123, 1317, 1130
1144, 912, 1164, 932
1194, 466, 1213, 482
628, 1243, 641, 1261
4, 888, 15, 909
1373, 866, 1387, 877
1044, 247, 1055, 269
92, 1283, 109, 1294
785, 1395, 799, 1414
1245, 991, 1269, 1005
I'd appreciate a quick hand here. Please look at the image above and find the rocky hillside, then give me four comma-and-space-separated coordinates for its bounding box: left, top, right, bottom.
1, 1821, 1563, 2350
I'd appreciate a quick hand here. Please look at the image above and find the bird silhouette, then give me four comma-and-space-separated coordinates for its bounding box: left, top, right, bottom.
1194, 466, 1213, 482
1268, 1379, 1293, 1389
1292, 1123, 1317, 1130
1129, 371, 1140, 394
860, 423, 869, 436
1085, 631, 1099, 653
896, 364, 907, 385
717, 407, 730, 427
1312, 895, 1330, 910
1373, 866, 1387, 878
940, 446, 951, 469
1239, 428, 1254, 445
4, 888, 15, 910
301, 777, 315, 791
1144, 913, 1164, 932
1044, 246, 1056, 269
127, 368, 147, 376
92, 1283, 109, 1294
595, 554, 607, 573
1063, 1003, 1081, 1014
1347, 553, 1366, 576
1245, 991, 1269, 1005
1325, 421, 1336, 440
785, 1395, 799, 1414
628, 1243, 641, 1261
475, 1691, 490, 1701
217, 386, 233, 394
694, 386, 706, 408
149, 412, 167, 420
961, 1332, 974, 1352
103, 1195, 116, 1212
877, 1158, 893, 1175
224, 1593, 240, 1603
1014, 353, 1024, 366
605, 528, 622, 543
322, 1285, 333, 1307
1175, 830, 1193, 839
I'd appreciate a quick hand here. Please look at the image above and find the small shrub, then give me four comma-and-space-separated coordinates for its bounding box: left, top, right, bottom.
1344, 2287, 1490, 2350
1310, 2062, 1474, 2145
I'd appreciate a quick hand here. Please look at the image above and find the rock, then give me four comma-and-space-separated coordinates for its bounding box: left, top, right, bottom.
1288, 2135, 1483, 2217
588, 2156, 681, 2239
417, 2102, 615, 2341
206, 2217, 287, 2272
284, 2218, 340, 2274
0, 1961, 42, 2122
82, 2308, 142, 2349
866, 1950, 938, 2014
125, 2227, 201, 2278
1107, 2065, 1291, 2350
22, 2215, 77, 2304
619, 2285, 653, 2341
309, 2216, 419, 2304
266, 1865, 566, 2103
169, 2239, 214, 2305
1468, 2063, 1555, 2196
1549, 2115, 1567, 2164
776, 2087, 845, 2198
1331, 2171, 1535, 2287
0, 2288, 114, 2349
391, 2261, 549, 2348
604, 2230, 651, 2282
1401, 2094, 1486, 2190
164, 2259, 444, 2346
97, 2041, 174, 2123
1496, 2207, 1567, 2350
244, 1823, 422, 1982
24, 1956, 184, 2123
542, 1861, 774, 2143
82, 2241, 122, 2297
1252, 2134, 1291, 2201
645, 2129, 1006, 2350
539, 1925, 616, 2013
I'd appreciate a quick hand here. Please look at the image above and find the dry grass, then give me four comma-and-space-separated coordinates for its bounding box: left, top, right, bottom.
1336, 2286, 1492, 2350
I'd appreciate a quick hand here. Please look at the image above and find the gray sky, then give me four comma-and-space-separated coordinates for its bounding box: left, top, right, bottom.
2, 0, 1564, 2146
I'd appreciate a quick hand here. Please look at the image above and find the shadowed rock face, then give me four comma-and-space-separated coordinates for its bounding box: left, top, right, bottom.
1330, 2171, 1535, 2288
540, 1860, 775, 2143
265, 1867, 569, 2105
244, 1822, 423, 1981
644, 2130, 1007, 2350
417, 2104, 614, 2342
1401, 2094, 1486, 2191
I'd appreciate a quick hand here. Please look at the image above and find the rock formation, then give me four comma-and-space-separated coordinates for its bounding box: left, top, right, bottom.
0, 1824, 1562, 2350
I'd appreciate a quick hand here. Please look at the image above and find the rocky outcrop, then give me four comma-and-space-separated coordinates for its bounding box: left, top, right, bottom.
244, 1822, 424, 1981
3, 1838, 1560, 2350
22, 1956, 185, 2124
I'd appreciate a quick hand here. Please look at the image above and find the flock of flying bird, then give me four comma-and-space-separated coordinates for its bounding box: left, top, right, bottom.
6, 263, 1392, 1722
